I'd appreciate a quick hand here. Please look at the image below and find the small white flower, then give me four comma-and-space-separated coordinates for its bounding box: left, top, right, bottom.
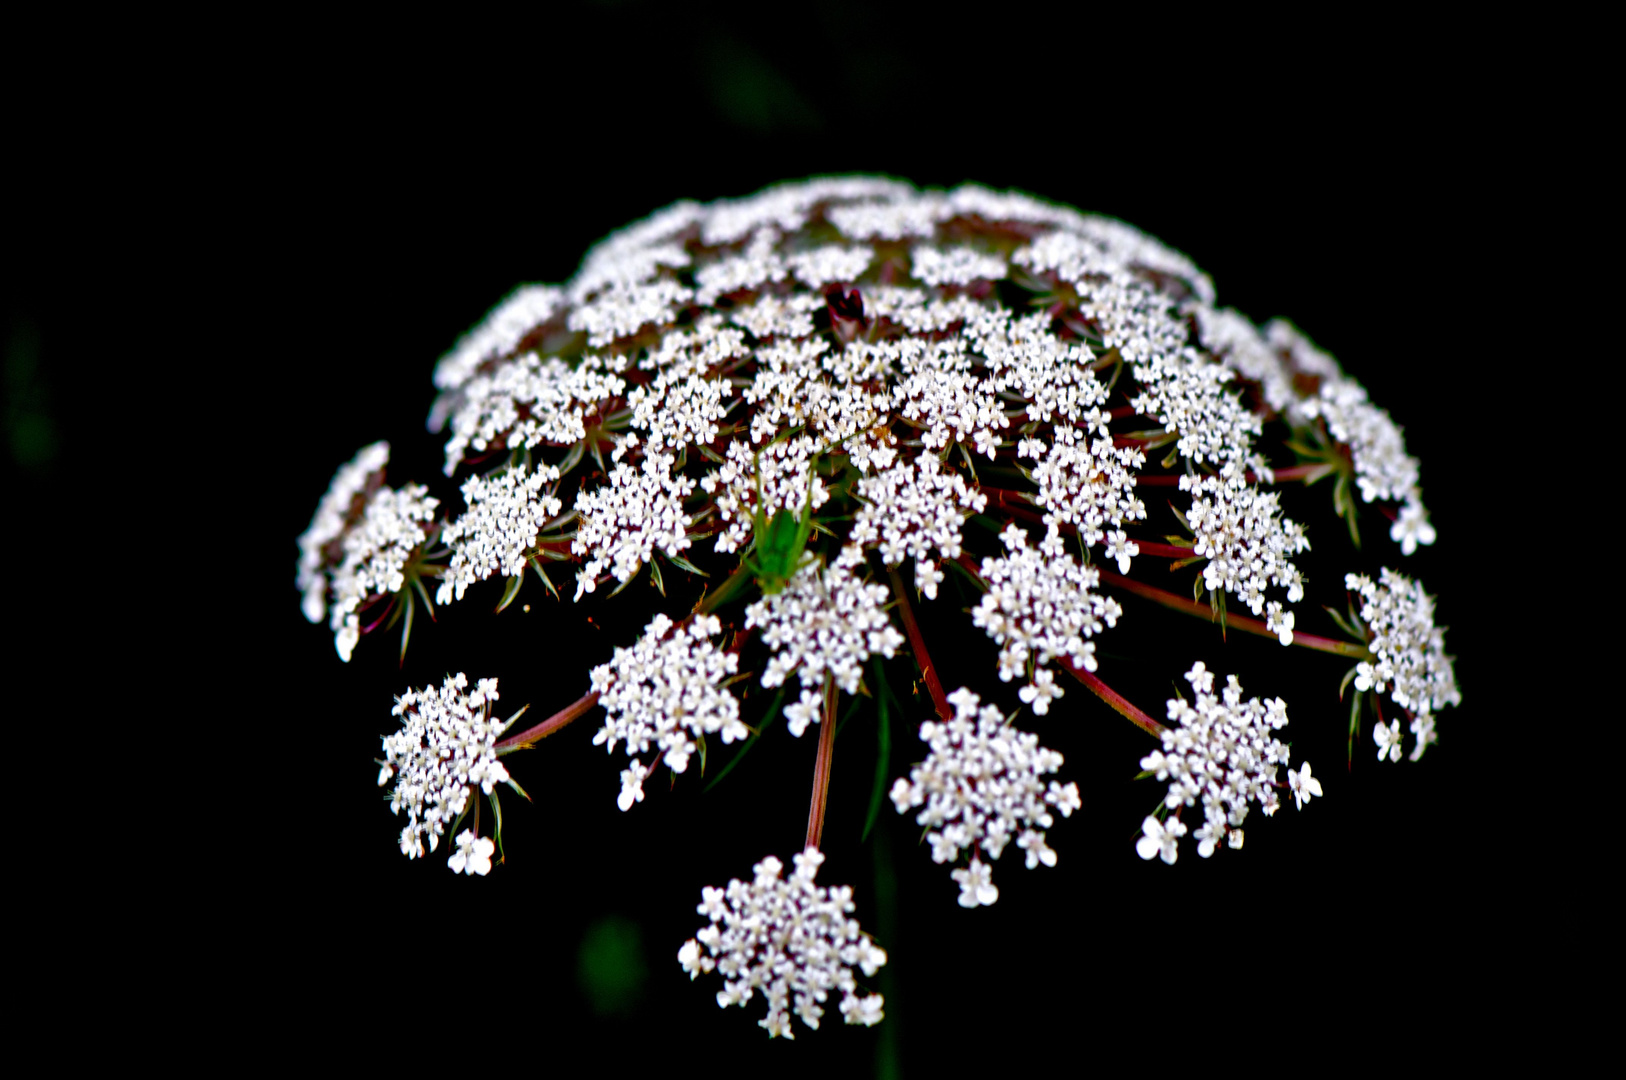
952, 859, 1000, 908
784, 689, 822, 738
1288, 762, 1322, 810
448, 830, 495, 876
1373, 719, 1403, 763
1136, 815, 1185, 865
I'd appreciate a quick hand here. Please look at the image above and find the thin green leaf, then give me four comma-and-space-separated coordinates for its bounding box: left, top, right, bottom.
649, 557, 666, 598
1338, 663, 1361, 702
666, 552, 710, 579
861, 658, 893, 843
506, 777, 532, 802
1161, 444, 1179, 469
704, 687, 785, 792
1324, 604, 1367, 643
495, 573, 524, 614
490, 787, 505, 857
558, 439, 585, 478
398, 589, 415, 665
529, 560, 561, 603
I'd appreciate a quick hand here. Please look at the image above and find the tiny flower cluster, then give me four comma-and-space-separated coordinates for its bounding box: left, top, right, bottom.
850, 454, 987, 598
329, 480, 439, 662
1136, 662, 1316, 863
437, 463, 564, 603
1348, 569, 1460, 760
589, 613, 746, 810
378, 674, 513, 866
972, 523, 1121, 711
1018, 424, 1147, 564
745, 553, 904, 697
678, 849, 887, 1038
890, 687, 1081, 907
296, 440, 389, 625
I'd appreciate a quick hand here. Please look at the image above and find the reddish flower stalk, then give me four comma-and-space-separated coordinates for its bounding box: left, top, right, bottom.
888, 567, 953, 721
1094, 569, 1374, 659
804, 677, 839, 851
495, 689, 601, 752
1060, 659, 1168, 738
1133, 463, 1334, 487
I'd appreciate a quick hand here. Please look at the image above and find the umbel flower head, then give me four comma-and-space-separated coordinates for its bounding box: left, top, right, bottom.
678, 848, 886, 1038
297, 176, 1461, 1037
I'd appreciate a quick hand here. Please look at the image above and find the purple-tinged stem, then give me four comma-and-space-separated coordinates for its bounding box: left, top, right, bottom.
805, 677, 839, 852
889, 567, 953, 721
495, 690, 601, 752
1061, 660, 1168, 738
1095, 569, 1373, 660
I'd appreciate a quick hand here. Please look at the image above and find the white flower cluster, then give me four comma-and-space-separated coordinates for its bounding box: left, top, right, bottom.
436, 353, 629, 476
1018, 425, 1146, 564
889, 687, 1081, 907
850, 454, 987, 598
1261, 321, 1434, 555
327, 481, 439, 662
744, 553, 904, 699
1179, 472, 1309, 619
436, 463, 564, 604
571, 451, 696, 597
296, 440, 389, 624
677, 849, 886, 1037
378, 674, 512, 865
588, 613, 746, 810
971, 524, 1121, 712
699, 431, 831, 555
909, 244, 1007, 287
1347, 569, 1460, 760
1136, 662, 1314, 864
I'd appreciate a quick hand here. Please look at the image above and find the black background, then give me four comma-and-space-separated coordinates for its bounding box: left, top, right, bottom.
8, 3, 1556, 1070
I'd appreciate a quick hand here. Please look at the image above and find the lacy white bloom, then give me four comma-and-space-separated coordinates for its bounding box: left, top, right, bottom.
1136, 663, 1306, 861
678, 849, 886, 1037
296, 441, 390, 625
434, 352, 628, 476
850, 454, 986, 597
972, 524, 1121, 704
572, 451, 696, 596
589, 613, 745, 807
437, 463, 564, 604
745, 554, 903, 698
1180, 471, 1308, 616
1019, 424, 1146, 557
378, 674, 514, 861
910, 244, 1007, 287
889, 687, 1080, 905
1347, 569, 1461, 758
327, 482, 440, 662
